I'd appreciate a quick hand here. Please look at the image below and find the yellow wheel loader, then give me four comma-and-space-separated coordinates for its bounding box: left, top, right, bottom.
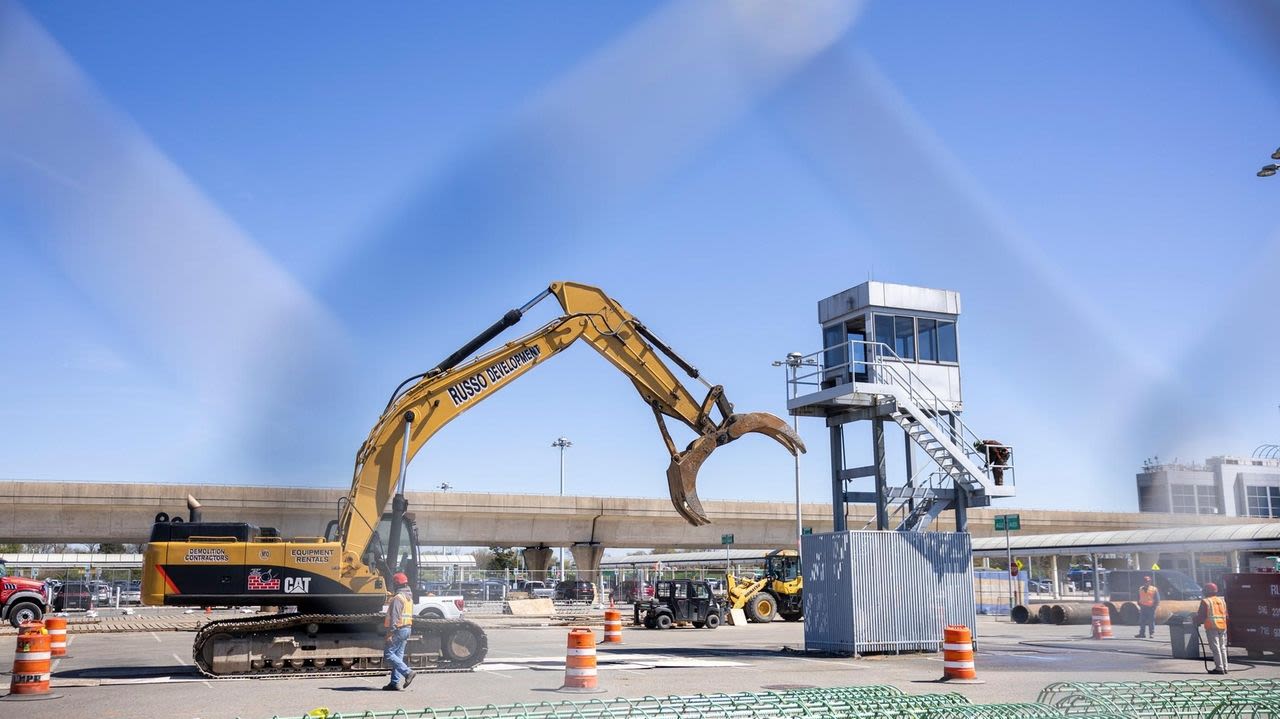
726, 549, 803, 622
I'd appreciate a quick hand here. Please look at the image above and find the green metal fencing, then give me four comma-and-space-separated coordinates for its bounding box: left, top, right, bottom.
257, 686, 968, 719
256, 680, 1280, 719
1037, 679, 1280, 718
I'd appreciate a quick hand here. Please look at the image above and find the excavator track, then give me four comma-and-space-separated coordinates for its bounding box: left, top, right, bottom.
191, 612, 488, 678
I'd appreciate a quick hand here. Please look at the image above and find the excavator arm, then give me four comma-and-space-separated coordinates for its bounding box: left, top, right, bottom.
336, 281, 804, 576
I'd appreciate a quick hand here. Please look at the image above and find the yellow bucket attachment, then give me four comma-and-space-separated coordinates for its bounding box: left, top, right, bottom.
666, 412, 806, 526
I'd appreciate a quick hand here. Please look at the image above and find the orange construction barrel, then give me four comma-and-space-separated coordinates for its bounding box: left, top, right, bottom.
603, 609, 623, 644
44, 616, 67, 657
6, 632, 53, 700
940, 624, 983, 684
1091, 603, 1114, 639
558, 627, 605, 693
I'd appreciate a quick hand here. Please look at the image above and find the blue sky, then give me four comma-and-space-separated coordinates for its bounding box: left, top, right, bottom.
1, 1, 1278, 516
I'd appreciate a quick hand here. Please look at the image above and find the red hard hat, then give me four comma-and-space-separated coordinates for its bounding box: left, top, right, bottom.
393, 572, 410, 586
1204, 582, 1218, 594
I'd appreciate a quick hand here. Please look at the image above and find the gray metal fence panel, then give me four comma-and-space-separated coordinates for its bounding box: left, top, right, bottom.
802, 530, 975, 655
801, 530, 857, 653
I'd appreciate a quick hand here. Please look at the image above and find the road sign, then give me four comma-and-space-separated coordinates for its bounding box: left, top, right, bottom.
802, 528, 813, 536
721, 534, 735, 545
994, 514, 1021, 531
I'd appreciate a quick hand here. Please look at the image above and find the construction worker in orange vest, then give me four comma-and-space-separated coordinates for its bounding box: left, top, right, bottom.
1195, 582, 1229, 674
382, 572, 417, 690
1135, 575, 1160, 639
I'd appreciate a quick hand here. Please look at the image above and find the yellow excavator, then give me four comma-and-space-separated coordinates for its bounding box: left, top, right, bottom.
726, 549, 803, 623
142, 281, 804, 676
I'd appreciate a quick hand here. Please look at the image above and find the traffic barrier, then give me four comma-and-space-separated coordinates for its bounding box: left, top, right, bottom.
558, 627, 604, 693
1091, 603, 1113, 639
602, 609, 623, 643
940, 624, 982, 683
4, 630, 61, 701
44, 616, 67, 657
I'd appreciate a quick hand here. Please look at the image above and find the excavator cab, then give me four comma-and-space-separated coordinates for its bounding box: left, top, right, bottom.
324, 512, 421, 599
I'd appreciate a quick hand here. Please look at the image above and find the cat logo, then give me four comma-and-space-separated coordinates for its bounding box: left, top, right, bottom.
284, 577, 311, 594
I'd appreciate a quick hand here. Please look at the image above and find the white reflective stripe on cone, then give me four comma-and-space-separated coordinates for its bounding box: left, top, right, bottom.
16, 651, 52, 660
565, 648, 596, 656
564, 667, 598, 677
943, 661, 975, 669
941, 643, 971, 651
14, 673, 52, 681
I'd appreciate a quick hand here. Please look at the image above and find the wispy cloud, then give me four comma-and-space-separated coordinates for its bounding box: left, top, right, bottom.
0, 3, 347, 460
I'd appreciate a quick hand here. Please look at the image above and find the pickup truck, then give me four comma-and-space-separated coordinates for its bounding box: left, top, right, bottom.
413, 594, 466, 619
513, 580, 556, 599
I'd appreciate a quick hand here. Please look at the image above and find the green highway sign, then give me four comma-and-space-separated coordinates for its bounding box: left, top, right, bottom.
802, 527, 813, 536
721, 534, 735, 545
994, 514, 1021, 531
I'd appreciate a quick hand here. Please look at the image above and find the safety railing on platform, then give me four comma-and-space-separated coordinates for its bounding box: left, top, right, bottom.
787, 341, 1013, 491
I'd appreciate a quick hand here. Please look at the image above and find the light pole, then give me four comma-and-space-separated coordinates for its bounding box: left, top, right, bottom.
551, 437, 572, 580
772, 352, 810, 556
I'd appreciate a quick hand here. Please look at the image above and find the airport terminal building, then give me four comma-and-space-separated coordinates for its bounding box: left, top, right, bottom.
1136, 454, 1280, 518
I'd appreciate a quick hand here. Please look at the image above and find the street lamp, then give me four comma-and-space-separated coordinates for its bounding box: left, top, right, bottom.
436, 482, 452, 492
771, 352, 811, 557
551, 437, 573, 580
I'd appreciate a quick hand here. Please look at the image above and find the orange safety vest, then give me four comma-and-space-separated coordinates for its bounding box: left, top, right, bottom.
383, 593, 413, 629
1138, 585, 1157, 607
1203, 596, 1227, 631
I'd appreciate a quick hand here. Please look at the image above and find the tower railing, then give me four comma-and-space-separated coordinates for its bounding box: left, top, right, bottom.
788, 340, 1013, 491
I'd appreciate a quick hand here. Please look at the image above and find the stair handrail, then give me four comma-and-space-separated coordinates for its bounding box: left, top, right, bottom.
858, 340, 1010, 487
787, 341, 1012, 488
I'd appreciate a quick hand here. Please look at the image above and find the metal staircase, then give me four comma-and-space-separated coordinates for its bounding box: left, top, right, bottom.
789, 340, 1014, 532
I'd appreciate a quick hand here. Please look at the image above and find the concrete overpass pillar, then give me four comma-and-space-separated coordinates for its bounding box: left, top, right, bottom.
571, 542, 605, 605
522, 546, 554, 582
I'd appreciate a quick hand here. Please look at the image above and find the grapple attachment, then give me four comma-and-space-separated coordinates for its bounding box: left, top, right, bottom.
666, 412, 806, 526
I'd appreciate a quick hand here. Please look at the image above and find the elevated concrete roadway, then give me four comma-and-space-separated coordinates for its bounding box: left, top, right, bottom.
0, 479, 1255, 548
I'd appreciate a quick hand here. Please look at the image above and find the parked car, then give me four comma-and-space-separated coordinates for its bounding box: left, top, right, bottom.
417, 580, 452, 596
111, 580, 142, 604
513, 580, 556, 599
555, 579, 596, 602
614, 580, 654, 603
480, 580, 508, 601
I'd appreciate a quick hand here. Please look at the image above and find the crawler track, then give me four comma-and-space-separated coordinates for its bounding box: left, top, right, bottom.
191, 612, 488, 678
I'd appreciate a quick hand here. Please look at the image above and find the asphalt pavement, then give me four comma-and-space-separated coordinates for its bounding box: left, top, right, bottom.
1, 614, 1277, 719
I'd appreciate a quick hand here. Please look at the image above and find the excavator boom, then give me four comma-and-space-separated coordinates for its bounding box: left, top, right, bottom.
339, 281, 804, 572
